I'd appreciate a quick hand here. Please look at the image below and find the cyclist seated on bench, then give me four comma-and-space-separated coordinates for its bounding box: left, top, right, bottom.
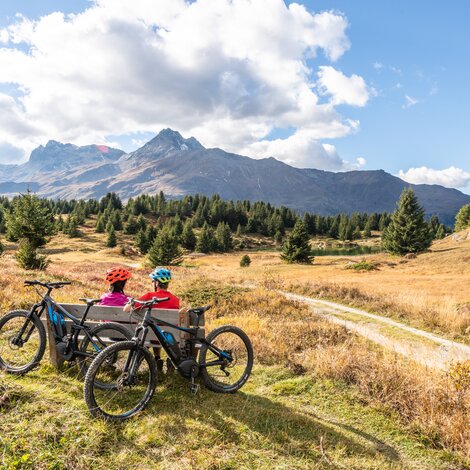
99, 267, 132, 307
123, 267, 180, 371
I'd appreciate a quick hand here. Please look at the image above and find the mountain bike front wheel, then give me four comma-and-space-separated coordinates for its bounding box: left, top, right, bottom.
83, 341, 157, 421
199, 325, 254, 393
0, 310, 46, 374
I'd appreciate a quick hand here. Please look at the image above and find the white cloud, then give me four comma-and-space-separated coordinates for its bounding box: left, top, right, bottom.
397, 166, 470, 189
0, 0, 368, 169
402, 95, 419, 109
317, 66, 371, 106
242, 128, 366, 171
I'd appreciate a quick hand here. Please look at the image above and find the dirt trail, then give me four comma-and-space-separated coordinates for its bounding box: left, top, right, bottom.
280, 291, 470, 370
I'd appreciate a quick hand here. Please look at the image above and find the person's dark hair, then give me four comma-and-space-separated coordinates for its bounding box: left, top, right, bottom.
110, 279, 127, 293
153, 280, 169, 290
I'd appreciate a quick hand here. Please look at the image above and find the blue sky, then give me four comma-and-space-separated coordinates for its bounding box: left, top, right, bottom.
0, 0, 468, 193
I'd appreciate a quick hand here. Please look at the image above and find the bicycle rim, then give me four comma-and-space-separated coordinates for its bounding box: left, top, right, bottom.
0, 314, 42, 371
86, 342, 156, 420
203, 330, 251, 390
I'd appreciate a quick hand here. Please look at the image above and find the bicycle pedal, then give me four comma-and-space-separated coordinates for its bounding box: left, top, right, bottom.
190, 383, 200, 395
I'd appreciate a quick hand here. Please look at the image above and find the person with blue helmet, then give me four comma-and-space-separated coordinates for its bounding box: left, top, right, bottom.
124, 267, 180, 371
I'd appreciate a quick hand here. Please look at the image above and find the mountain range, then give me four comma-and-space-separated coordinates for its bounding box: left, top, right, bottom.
0, 129, 468, 225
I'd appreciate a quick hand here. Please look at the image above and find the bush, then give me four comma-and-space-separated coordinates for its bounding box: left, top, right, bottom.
240, 254, 251, 267
345, 260, 379, 272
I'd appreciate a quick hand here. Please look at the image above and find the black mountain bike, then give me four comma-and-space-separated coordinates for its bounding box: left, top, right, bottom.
0, 280, 132, 378
84, 297, 254, 421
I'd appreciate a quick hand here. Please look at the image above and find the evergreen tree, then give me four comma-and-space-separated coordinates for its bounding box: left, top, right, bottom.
196, 223, 216, 253
106, 226, 117, 248
55, 215, 64, 232
124, 216, 138, 235
436, 224, 446, 240
236, 224, 243, 236
274, 230, 283, 246
363, 219, 372, 238
95, 215, 105, 233
64, 215, 80, 238
6, 191, 55, 270
215, 222, 232, 252
135, 228, 150, 254
455, 204, 470, 231
280, 219, 313, 264
352, 226, 362, 240
136, 214, 147, 232
338, 215, 352, 241
382, 188, 433, 255
147, 225, 183, 266
111, 210, 123, 231
240, 254, 251, 267
181, 220, 197, 250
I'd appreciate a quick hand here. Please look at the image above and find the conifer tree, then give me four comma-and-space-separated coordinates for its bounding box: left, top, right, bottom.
455, 204, 470, 231
147, 224, 183, 266
6, 191, 55, 269
352, 226, 362, 240
124, 216, 138, 235
95, 215, 105, 233
196, 222, 215, 253
181, 220, 197, 250
64, 215, 80, 238
106, 226, 117, 248
363, 219, 372, 238
436, 224, 446, 239
240, 254, 251, 267
215, 222, 232, 252
135, 228, 150, 254
382, 188, 433, 255
274, 230, 283, 246
281, 219, 313, 264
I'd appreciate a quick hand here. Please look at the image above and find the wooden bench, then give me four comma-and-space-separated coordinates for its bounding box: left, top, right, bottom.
41, 305, 205, 368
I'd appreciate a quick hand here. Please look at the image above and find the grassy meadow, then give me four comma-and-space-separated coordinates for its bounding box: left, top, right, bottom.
0, 221, 469, 469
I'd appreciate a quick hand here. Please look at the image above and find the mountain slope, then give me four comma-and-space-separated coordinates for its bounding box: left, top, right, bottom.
0, 129, 468, 224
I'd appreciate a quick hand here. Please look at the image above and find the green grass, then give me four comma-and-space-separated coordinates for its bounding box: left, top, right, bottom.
0, 364, 461, 469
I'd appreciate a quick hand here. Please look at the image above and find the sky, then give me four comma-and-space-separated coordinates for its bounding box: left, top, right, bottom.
0, 0, 469, 193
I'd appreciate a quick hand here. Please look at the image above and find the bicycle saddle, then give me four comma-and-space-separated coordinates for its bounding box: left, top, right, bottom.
79, 298, 102, 307
188, 305, 211, 315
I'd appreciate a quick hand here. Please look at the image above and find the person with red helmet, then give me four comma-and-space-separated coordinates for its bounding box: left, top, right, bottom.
99, 267, 132, 306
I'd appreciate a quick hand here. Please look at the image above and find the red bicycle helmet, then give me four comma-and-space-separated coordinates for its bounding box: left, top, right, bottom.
105, 267, 132, 284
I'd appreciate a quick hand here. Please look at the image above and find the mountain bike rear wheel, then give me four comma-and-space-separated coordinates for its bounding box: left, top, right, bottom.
78, 322, 133, 385
0, 310, 46, 374
199, 325, 253, 393
83, 341, 157, 421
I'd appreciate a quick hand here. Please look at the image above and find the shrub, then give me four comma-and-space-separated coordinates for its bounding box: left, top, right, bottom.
345, 260, 379, 272
240, 254, 251, 267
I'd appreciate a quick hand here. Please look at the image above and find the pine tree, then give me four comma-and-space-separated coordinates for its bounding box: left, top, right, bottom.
95, 215, 105, 233
124, 216, 138, 235
236, 224, 243, 236
382, 188, 433, 255
135, 229, 150, 254
64, 215, 80, 238
436, 224, 446, 240
196, 223, 215, 253
240, 254, 251, 267
181, 220, 197, 250
274, 230, 283, 246
352, 226, 362, 240
106, 226, 117, 248
6, 191, 55, 270
215, 222, 232, 252
111, 210, 122, 231
455, 204, 470, 231
363, 219, 372, 238
280, 219, 313, 264
147, 225, 183, 266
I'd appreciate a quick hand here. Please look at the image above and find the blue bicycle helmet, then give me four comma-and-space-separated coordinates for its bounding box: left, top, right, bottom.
149, 267, 172, 283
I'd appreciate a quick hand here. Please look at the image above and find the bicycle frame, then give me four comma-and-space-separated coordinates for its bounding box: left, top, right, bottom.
130, 307, 233, 369
20, 290, 106, 359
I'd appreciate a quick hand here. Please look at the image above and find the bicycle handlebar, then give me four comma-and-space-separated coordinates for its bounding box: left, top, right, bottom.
24, 280, 72, 288
129, 297, 171, 309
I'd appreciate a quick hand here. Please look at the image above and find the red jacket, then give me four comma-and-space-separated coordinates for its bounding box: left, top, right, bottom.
134, 289, 180, 310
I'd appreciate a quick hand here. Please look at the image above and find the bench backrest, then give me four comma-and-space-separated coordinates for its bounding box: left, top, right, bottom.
40, 304, 205, 347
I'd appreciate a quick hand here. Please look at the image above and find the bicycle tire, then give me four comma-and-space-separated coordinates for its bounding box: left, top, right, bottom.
199, 325, 253, 393
83, 341, 157, 421
0, 310, 46, 374
77, 322, 133, 380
